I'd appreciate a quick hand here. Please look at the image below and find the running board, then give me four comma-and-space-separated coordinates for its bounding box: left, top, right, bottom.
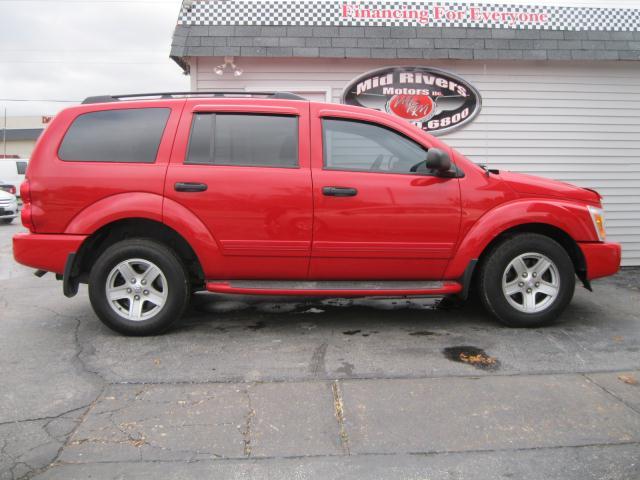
206, 280, 462, 297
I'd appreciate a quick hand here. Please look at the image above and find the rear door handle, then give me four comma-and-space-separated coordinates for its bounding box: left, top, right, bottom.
175, 182, 208, 192
322, 186, 358, 197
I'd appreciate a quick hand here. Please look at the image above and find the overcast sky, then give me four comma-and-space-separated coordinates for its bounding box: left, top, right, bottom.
0, 0, 188, 117
1, 0, 639, 118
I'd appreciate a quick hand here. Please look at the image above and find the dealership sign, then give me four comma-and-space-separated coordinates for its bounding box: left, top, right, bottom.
342, 67, 481, 135
179, 1, 640, 32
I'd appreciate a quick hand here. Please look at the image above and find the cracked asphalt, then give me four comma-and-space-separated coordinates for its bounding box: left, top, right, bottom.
1, 221, 639, 479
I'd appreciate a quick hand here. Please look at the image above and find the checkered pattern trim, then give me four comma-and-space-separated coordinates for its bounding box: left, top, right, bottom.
178, 1, 640, 31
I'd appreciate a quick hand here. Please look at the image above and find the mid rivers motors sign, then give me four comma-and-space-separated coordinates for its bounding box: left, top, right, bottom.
342, 67, 481, 135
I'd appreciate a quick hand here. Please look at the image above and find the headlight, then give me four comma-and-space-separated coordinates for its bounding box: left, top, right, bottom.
588, 206, 606, 241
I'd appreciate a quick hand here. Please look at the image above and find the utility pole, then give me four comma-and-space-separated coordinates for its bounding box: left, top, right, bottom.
2, 107, 6, 159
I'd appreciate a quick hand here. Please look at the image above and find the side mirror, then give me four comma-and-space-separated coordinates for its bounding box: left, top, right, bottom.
425, 148, 452, 173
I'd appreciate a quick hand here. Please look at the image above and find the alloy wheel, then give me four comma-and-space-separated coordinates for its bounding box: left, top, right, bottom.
501, 252, 560, 314
105, 258, 168, 321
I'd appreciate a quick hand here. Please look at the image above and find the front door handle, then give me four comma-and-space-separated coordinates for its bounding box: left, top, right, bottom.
322, 186, 358, 197
175, 182, 208, 192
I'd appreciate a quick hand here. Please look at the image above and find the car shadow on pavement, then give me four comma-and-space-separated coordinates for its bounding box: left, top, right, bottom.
181, 293, 499, 332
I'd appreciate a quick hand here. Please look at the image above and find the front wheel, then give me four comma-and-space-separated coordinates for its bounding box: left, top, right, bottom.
89, 239, 190, 336
478, 234, 575, 328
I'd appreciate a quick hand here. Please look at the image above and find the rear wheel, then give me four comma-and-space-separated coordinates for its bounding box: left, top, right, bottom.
88, 239, 190, 336
478, 234, 575, 328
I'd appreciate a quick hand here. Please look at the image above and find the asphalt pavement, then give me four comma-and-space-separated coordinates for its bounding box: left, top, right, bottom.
1, 221, 639, 480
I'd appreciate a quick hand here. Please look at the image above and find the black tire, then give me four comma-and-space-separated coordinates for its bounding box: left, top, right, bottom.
88, 238, 190, 336
1, 218, 14, 224
478, 233, 575, 328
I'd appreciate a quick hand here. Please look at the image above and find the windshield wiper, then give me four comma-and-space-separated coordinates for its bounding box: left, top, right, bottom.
477, 163, 500, 175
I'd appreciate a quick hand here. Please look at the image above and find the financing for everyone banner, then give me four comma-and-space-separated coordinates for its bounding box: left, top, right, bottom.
178, 1, 640, 31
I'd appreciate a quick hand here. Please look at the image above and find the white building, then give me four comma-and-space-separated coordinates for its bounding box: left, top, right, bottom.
170, 0, 640, 265
0, 116, 51, 159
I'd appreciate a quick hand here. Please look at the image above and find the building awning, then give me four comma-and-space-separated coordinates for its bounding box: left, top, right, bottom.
0, 129, 43, 141
170, 0, 640, 71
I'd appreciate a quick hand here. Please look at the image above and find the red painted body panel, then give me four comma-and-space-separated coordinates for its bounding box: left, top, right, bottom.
308, 102, 461, 279
13, 232, 86, 274
13, 96, 622, 293
498, 171, 601, 205
159, 196, 222, 278
26, 100, 184, 234
164, 99, 313, 279
64, 193, 163, 234
444, 198, 601, 279
206, 281, 462, 297
579, 242, 622, 280
307, 258, 451, 280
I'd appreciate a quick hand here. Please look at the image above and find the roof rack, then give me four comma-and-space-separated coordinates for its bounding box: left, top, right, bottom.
81, 91, 307, 104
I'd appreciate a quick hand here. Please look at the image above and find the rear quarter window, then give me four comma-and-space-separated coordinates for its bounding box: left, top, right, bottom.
58, 108, 170, 163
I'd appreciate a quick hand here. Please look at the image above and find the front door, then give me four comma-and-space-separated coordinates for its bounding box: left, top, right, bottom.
309, 106, 461, 280
165, 99, 313, 279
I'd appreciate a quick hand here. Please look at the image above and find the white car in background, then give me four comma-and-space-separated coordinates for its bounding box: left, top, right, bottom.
0, 159, 28, 194
0, 189, 18, 224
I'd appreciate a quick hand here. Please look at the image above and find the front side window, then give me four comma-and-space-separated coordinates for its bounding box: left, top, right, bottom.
186, 113, 298, 168
322, 118, 427, 174
59, 108, 170, 163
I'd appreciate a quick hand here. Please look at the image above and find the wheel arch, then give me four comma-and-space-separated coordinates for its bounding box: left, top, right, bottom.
474, 223, 588, 288
64, 192, 164, 234
70, 218, 206, 291
446, 199, 596, 285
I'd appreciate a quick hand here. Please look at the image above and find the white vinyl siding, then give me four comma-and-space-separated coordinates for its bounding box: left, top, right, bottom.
193, 57, 640, 266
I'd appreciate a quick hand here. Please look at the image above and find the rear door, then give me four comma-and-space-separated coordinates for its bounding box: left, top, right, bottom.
165, 99, 313, 279
309, 104, 462, 280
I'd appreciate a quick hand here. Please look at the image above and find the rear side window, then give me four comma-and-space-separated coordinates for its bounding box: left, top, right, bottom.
186, 113, 298, 168
16, 161, 27, 175
59, 108, 170, 163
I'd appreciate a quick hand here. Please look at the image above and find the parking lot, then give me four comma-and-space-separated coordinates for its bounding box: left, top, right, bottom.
1, 220, 639, 479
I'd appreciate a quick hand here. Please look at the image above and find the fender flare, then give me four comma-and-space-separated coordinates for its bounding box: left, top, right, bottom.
162, 197, 223, 276
65, 193, 222, 278
444, 199, 597, 279
65, 192, 164, 234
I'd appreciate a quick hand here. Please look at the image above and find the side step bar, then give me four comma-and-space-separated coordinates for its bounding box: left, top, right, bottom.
206, 280, 462, 297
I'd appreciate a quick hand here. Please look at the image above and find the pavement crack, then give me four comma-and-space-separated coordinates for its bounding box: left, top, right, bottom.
106, 412, 149, 450
26, 385, 106, 479
0, 404, 91, 428
309, 342, 328, 378
72, 314, 105, 383
331, 380, 350, 455
12, 461, 32, 480
583, 373, 640, 416
239, 385, 255, 457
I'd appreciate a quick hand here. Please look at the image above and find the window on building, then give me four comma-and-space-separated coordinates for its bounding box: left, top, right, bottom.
322, 118, 427, 174
58, 108, 170, 163
186, 114, 298, 168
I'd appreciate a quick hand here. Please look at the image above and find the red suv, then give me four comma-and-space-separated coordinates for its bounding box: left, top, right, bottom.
13, 92, 621, 335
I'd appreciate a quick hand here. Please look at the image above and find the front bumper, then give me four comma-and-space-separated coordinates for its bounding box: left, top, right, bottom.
0, 204, 18, 219
579, 241, 622, 281
13, 233, 87, 274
